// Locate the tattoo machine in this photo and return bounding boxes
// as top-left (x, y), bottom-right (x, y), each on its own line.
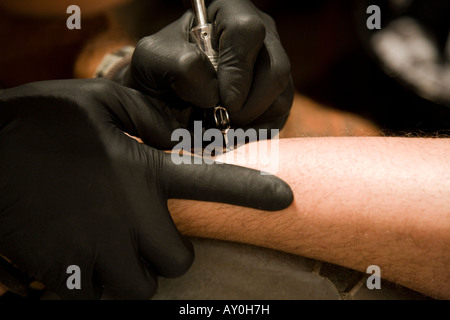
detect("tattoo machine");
top-left (190, 0), bottom-right (231, 146)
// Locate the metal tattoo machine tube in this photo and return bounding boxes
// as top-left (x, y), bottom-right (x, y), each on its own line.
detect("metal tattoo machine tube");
top-left (190, 0), bottom-right (231, 146)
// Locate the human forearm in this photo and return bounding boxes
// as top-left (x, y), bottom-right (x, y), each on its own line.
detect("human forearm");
top-left (168, 137), bottom-right (450, 299)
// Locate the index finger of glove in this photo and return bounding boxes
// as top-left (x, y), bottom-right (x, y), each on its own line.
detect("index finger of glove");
top-left (160, 153), bottom-right (293, 211)
top-left (208, 0), bottom-right (266, 112)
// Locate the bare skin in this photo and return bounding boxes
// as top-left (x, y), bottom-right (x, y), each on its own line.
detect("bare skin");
top-left (168, 137), bottom-right (450, 300)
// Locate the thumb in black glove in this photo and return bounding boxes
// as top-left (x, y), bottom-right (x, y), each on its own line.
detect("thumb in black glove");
top-left (0, 79), bottom-right (293, 299)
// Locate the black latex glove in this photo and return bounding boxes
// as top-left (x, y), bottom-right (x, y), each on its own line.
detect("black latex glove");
top-left (0, 79), bottom-right (293, 299)
top-left (122, 0), bottom-right (294, 132)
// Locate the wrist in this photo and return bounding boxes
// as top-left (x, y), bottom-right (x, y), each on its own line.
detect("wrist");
top-left (93, 45), bottom-right (135, 81)
top-left (74, 36), bottom-right (134, 79)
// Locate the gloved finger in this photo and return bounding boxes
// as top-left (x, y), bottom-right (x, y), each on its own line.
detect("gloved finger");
top-left (50, 217), bottom-right (157, 300)
top-left (40, 258), bottom-right (102, 300)
top-left (247, 75), bottom-right (294, 126)
top-left (160, 153), bottom-right (293, 211)
top-left (86, 79), bottom-right (184, 150)
top-left (226, 15), bottom-right (291, 127)
top-left (126, 11), bottom-right (219, 109)
top-left (53, 271), bottom-right (102, 300)
top-left (94, 237), bottom-right (158, 300)
top-left (208, 0), bottom-right (266, 112)
top-left (137, 207), bottom-right (194, 279)
top-left (88, 131), bottom-right (194, 281)
top-left (1, 79), bottom-right (182, 150)
top-left (135, 146), bottom-right (195, 279)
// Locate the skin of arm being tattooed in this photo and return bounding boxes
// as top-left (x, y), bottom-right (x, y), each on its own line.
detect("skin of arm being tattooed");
top-left (168, 137), bottom-right (450, 300)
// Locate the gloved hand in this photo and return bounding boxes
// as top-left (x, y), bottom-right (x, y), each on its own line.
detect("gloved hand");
top-left (0, 79), bottom-right (293, 299)
top-left (121, 0), bottom-right (294, 132)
